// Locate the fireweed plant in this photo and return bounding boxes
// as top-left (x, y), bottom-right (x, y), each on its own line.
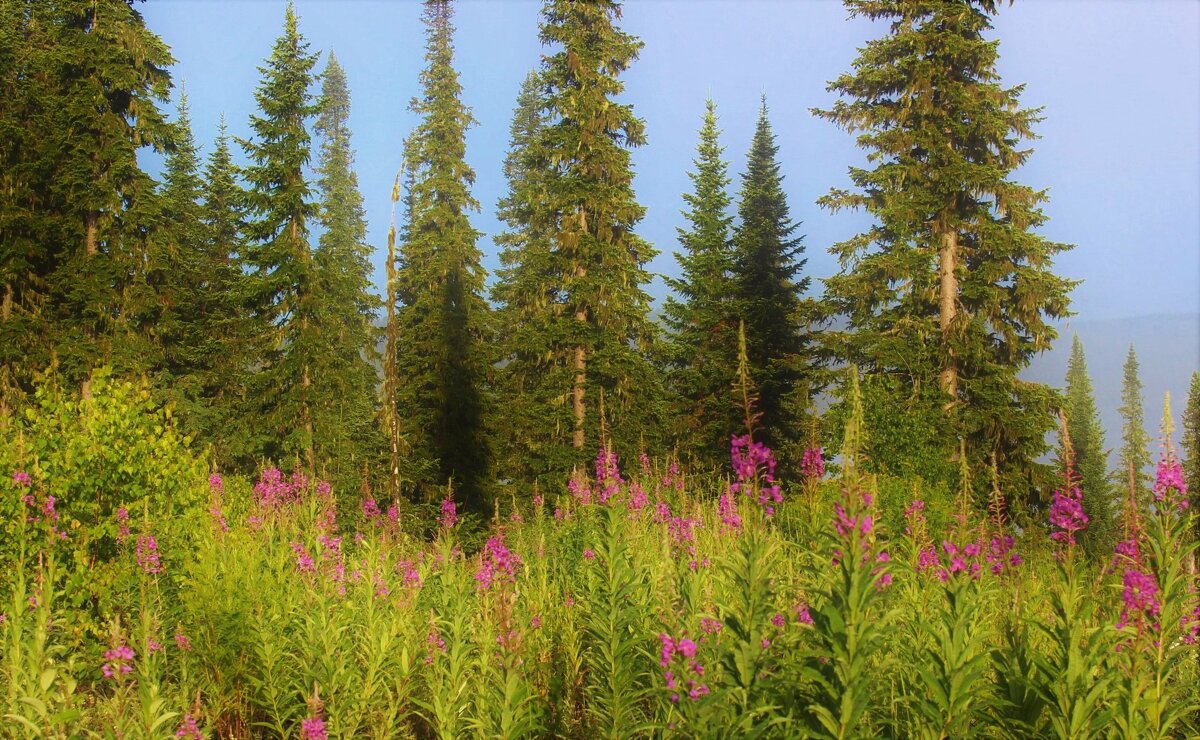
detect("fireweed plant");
top-left (2, 375), bottom-right (1200, 737)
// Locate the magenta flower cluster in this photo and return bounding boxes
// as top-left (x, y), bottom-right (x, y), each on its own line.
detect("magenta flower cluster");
top-left (136, 535), bottom-right (163, 574)
top-left (717, 491), bottom-right (741, 532)
top-left (116, 506), bottom-right (131, 543)
top-left (1048, 483), bottom-right (1088, 546)
top-left (729, 435), bottom-right (782, 515)
top-left (102, 644), bottom-right (134, 679)
top-left (800, 446), bottom-right (825, 481)
top-left (300, 716), bottom-right (327, 740)
top-left (1117, 568), bottom-right (1161, 631)
top-left (476, 535), bottom-right (521, 591)
top-left (1153, 456), bottom-right (1189, 512)
top-left (438, 496), bottom-right (457, 529)
top-left (658, 633), bottom-right (708, 703)
top-left (174, 714), bottom-right (202, 739)
top-left (253, 467), bottom-right (308, 509)
top-left (595, 447), bottom-right (623, 504)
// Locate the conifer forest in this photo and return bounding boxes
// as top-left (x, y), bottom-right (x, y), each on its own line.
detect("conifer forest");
top-left (3, 0), bottom-right (1200, 737)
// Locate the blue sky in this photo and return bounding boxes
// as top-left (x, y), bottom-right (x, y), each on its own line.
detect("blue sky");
top-left (142, 0), bottom-right (1200, 325)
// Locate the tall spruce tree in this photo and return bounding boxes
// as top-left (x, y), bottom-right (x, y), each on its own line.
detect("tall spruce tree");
top-left (197, 120), bottom-right (257, 467)
top-left (1183, 372), bottom-right (1200, 526)
top-left (815, 0), bottom-right (1074, 500)
top-left (1064, 335), bottom-right (1114, 558)
top-left (0, 0), bottom-right (174, 397)
top-left (150, 89), bottom-right (209, 432)
top-left (492, 0), bottom-right (664, 481)
top-left (663, 100), bottom-right (738, 471)
top-left (240, 1), bottom-right (321, 471)
top-left (312, 52), bottom-right (382, 488)
top-left (394, 0), bottom-right (491, 508)
top-left (730, 98), bottom-right (816, 462)
top-left (492, 71), bottom-right (559, 483)
top-left (1117, 345), bottom-right (1152, 499)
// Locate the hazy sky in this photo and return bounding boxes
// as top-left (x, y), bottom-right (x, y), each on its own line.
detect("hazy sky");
top-left (141, 0), bottom-right (1200, 326)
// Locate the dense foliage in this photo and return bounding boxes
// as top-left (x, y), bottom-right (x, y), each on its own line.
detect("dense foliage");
top-left (2, 375), bottom-right (1198, 737)
top-left (2, 0), bottom-right (1197, 734)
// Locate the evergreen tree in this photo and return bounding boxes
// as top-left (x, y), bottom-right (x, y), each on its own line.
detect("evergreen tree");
top-left (730, 98), bottom-right (816, 462)
top-left (492, 71), bottom-right (558, 483)
top-left (240, 0), bottom-right (321, 471)
top-left (815, 0), bottom-right (1074, 500)
top-left (1117, 344), bottom-right (1151, 499)
top-left (492, 0), bottom-right (664, 481)
top-left (312, 52), bottom-right (382, 488)
top-left (1182, 372), bottom-right (1200, 528)
top-left (0, 0), bottom-right (174, 396)
top-left (197, 119), bottom-right (257, 467)
top-left (394, 0), bottom-right (491, 508)
top-left (1064, 335), bottom-right (1114, 558)
top-left (151, 89), bottom-right (206, 409)
top-left (663, 100), bottom-right (738, 471)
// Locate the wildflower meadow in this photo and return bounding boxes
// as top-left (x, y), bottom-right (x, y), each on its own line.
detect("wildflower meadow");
top-left (2, 372), bottom-right (1198, 738)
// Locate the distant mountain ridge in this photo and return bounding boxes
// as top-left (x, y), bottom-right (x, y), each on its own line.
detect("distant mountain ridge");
top-left (1023, 313), bottom-right (1200, 467)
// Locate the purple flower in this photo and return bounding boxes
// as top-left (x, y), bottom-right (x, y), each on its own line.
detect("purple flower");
top-left (1049, 483), bottom-right (1088, 547)
top-left (583, 549), bottom-right (596, 561)
top-left (175, 632), bottom-right (192, 652)
top-left (136, 535), bottom-right (163, 574)
top-left (794, 602), bottom-right (814, 626)
top-left (1118, 567), bottom-right (1161, 630)
top-left (729, 435), bottom-right (783, 515)
top-left (300, 716), bottom-right (327, 740)
top-left (208, 473), bottom-right (223, 493)
top-left (801, 446), bottom-right (825, 481)
top-left (116, 507), bottom-right (131, 543)
top-left (700, 617), bottom-right (722, 634)
top-left (175, 713), bottom-right (202, 739)
top-left (12, 470), bottom-right (32, 487)
top-left (771, 613), bottom-right (785, 629)
top-left (362, 497), bottom-right (381, 520)
top-left (718, 492), bottom-right (742, 532)
top-left (291, 542), bottom-right (316, 574)
top-left (595, 447), bottom-right (623, 504)
top-left (438, 497), bottom-right (457, 529)
top-left (1153, 456), bottom-right (1188, 511)
top-left (102, 644), bottom-right (135, 679)
top-left (476, 535), bottom-right (521, 591)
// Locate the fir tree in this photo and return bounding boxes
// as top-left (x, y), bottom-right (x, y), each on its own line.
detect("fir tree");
top-left (240, 0), bottom-right (321, 471)
top-left (663, 99), bottom-right (738, 471)
top-left (1183, 372), bottom-right (1200, 516)
top-left (1117, 344), bottom-right (1151, 499)
top-left (394, 0), bottom-right (491, 508)
top-left (0, 0), bottom-right (174, 395)
top-left (312, 52), bottom-right (382, 488)
top-left (149, 89), bottom-right (210, 436)
top-left (815, 0), bottom-right (1074, 500)
top-left (1064, 335), bottom-right (1114, 558)
top-left (492, 70), bottom-right (558, 483)
top-left (730, 98), bottom-right (816, 462)
top-left (197, 119), bottom-right (257, 467)
top-left (492, 0), bottom-right (664, 480)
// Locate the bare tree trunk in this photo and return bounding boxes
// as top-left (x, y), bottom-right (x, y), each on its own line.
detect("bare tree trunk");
top-left (2, 283), bottom-right (11, 321)
top-left (385, 173), bottom-right (403, 501)
top-left (937, 228), bottom-right (959, 402)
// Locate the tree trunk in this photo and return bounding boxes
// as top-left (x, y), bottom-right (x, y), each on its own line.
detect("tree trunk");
top-left (573, 261), bottom-right (588, 451)
top-left (937, 228), bottom-right (959, 402)
top-left (385, 179), bottom-right (403, 501)
top-left (85, 211), bottom-right (98, 256)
